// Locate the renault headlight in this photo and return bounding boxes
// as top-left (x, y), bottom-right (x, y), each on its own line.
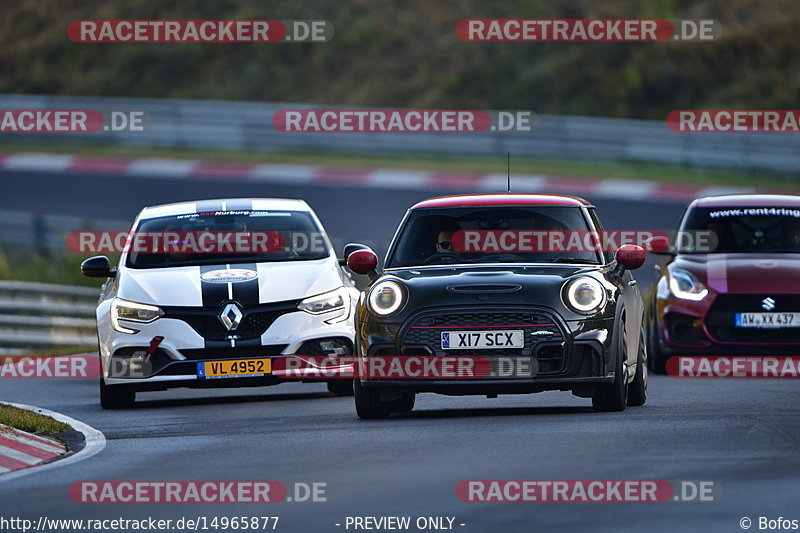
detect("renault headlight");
top-left (111, 299), bottom-right (164, 334)
top-left (669, 268), bottom-right (708, 301)
top-left (298, 287), bottom-right (350, 322)
top-left (563, 277), bottom-right (606, 314)
top-left (367, 280), bottom-right (406, 317)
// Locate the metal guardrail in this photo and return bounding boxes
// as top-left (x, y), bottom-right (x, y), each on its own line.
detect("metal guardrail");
top-left (0, 208), bottom-right (128, 255)
top-left (1, 94), bottom-right (799, 173)
top-left (0, 280), bottom-right (98, 355)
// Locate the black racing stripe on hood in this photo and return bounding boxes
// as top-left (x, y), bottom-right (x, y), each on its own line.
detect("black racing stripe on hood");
top-left (231, 262), bottom-right (260, 306)
top-left (199, 264), bottom-right (231, 308)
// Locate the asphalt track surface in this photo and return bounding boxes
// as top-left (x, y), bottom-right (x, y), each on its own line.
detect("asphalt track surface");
top-left (1, 169), bottom-right (798, 532)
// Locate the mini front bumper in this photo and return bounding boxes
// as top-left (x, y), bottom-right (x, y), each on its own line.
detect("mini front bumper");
top-left (356, 305), bottom-right (616, 395)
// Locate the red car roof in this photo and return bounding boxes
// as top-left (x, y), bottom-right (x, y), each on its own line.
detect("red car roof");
top-left (411, 194), bottom-right (591, 209)
top-left (694, 194), bottom-right (800, 208)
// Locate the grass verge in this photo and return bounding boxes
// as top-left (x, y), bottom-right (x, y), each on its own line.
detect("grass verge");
top-left (0, 404), bottom-right (71, 436)
top-left (0, 247), bottom-right (114, 288)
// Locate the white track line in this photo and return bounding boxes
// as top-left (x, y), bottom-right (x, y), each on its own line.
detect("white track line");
top-left (249, 163), bottom-right (319, 182)
top-left (126, 158), bottom-right (197, 177)
top-left (3, 153), bottom-right (74, 172)
top-left (0, 401), bottom-right (106, 483)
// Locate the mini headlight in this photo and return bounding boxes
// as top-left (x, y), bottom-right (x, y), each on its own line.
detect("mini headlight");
top-left (111, 299), bottom-right (164, 334)
top-left (669, 268), bottom-right (708, 301)
top-left (298, 287), bottom-right (349, 322)
top-left (564, 277), bottom-right (606, 313)
top-left (367, 280), bottom-right (405, 317)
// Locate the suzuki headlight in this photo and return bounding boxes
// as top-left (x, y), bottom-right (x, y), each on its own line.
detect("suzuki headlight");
top-left (669, 268), bottom-right (708, 301)
top-left (298, 287), bottom-right (350, 322)
top-left (564, 277), bottom-right (606, 314)
top-left (367, 280), bottom-right (405, 317)
top-left (111, 299), bottom-right (164, 334)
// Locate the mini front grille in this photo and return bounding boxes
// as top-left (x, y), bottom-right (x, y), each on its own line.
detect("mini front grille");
top-left (400, 308), bottom-right (567, 375)
top-left (410, 311), bottom-right (557, 330)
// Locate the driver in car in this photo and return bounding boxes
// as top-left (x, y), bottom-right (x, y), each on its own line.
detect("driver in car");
top-left (431, 221), bottom-right (462, 263)
top-left (436, 228), bottom-right (455, 254)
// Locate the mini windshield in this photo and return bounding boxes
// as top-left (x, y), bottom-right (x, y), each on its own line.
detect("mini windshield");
top-left (386, 206), bottom-right (600, 268)
top-left (680, 206), bottom-right (800, 253)
top-left (125, 210), bottom-right (330, 268)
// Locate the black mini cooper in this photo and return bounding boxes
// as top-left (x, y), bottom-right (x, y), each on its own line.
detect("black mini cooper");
top-left (345, 194), bottom-right (648, 418)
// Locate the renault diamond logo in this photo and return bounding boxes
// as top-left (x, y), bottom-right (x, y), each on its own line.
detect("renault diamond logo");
top-left (220, 303), bottom-right (243, 331)
top-left (762, 297), bottom-right (776, 311)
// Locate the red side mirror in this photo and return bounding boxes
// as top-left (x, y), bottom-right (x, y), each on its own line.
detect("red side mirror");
top-left (645, 235), bottom-right (671, 254)
top-left (615, 244), bottom-right (646, 270)
top-left (346, 249), bottom-right (378, 275)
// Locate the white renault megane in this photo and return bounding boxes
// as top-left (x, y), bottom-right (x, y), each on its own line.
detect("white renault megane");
top-left (81, 198), bottom-right (359, 408)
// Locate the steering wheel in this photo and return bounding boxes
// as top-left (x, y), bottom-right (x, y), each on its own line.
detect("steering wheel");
top-left (423, 253), bottom-right (464, 265)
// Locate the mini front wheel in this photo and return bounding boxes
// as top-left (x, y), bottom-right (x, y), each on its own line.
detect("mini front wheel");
top-left (354, 380), bottom-right (391, 419)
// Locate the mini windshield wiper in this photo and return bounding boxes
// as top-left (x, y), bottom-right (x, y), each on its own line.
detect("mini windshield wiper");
top-left (551, 257), bottom-right (599, 264)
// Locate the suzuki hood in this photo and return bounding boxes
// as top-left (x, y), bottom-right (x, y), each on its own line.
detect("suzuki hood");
top-left (674, 253), bottom-right (800, 294)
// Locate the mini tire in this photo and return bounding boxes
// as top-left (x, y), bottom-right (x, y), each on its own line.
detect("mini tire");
top-left (593, 318), bottom-right (628, 412)
top-left (648, 321), bottom-right (669, 375)
top-left (354, 380), bottom-right (391, 419)
top-left (627, 329), bottom-right (648, 407)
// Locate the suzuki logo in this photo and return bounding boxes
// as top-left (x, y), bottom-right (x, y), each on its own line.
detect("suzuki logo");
top-left (762, 297), bottom-right (776, 311)
top-left (219, 303), bottom-right (243, 331)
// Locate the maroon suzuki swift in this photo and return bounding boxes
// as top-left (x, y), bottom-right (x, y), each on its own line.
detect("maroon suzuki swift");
top-left (645, 194), bottom-right (800, 373)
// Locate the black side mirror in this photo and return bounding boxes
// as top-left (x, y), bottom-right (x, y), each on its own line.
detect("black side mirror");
top-left (339, 243), bottom-right (371, 266)
top-left (81, 256), bottom-right (115, 278)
